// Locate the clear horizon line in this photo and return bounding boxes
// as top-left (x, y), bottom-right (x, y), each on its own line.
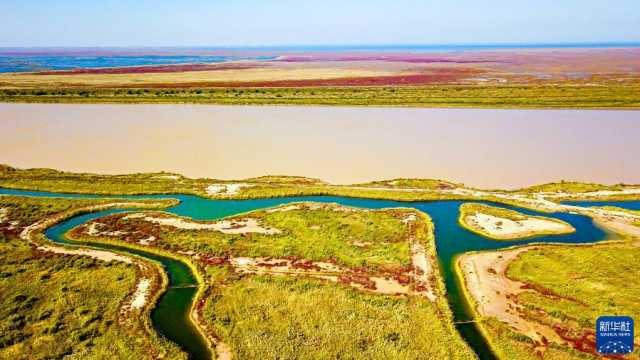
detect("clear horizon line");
top-left (1, 41), bottom-right (640, 50)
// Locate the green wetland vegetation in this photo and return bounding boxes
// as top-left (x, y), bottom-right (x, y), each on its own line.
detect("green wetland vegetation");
top-left (2, 84), bottom-right (640, 108)
top-left (204, 275), bottom-right (474, 360)
top-left (72, 203), bottom-right (419, 271)
top-left (0, 196), bottom-right (184, 359)
top-left (69, 202), bottom-right (476, 358)
top-left (0, 164), bottom-right (211, 196)
top-left (1, 172), bottom-right (638, 360)
top-left (494, 243), bottom-right (640, 360)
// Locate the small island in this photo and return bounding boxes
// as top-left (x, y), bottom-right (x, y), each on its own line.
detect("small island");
top-left (459, 203), bottom-right (575, 240)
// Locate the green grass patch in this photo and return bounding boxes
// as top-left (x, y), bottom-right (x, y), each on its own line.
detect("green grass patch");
top-left (202, 275), bottom-right (475, 359)
top-left (507, 245), bottom-right (640, 322)
top-left (517, 181), bottom-right (630, 194)
top-left (502, 244), bottom-right (640, 359)
top-left (2, 84), bottom-right (640, 109)
top-left (481, 318), bottom-right (594, 360)
top-left (71, 203), bottom-right (423, 272)
top-left (0, 164), bottom-right (211, 196)
top-left (0, 196), bottom-right (184, 359)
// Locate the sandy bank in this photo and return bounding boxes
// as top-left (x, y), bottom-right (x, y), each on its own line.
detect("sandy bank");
top-left (458, 249), bottom-right (560, 344)
top-left (464, 213), bottom-right (574, 240)
top-left (37, 245), bottom-right (133, 263)
top-left (206, 183), bottom-right (254, 196)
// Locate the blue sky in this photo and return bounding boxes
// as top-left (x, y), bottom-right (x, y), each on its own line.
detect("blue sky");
top-left (1, 0), bottom-right (639, 47)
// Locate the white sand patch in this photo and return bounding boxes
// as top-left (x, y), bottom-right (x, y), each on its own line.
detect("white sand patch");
top-left (37, 245), bottom-right (133, 263)
top-left (206, 183), bottom-right (254, 196)
top-left (542, 188), bottom-right (640, 198)
top-left (177, 250), bottom-right (196, 256)
top-left (7, 221), bottom-right (20, 230)
top-left (137, 215), bottom-right (281, 234)
top-left (350, 240), bottom-right (372, 247)
top-left (230, 257), bottom-right (258, 267)
top-left (402, 214), bottom-right (418, 224)
top-left (588, 207), bottom-right (640, 221)
top-left (84, 222), bottom-right (129, 237)
top-left (370, 277), bottom-right (410, 295)
top-left (139, 235), bottom-right (156, 246)
top-left (215, 342), bottom-right (233, 360)
top-left (0, 208), bottom-right (7, 223)
top-left (155, 175), bottom-right (180, 180)
top-left (467, 213), bottom-right (572, 238)
top-left (130, 278), bottom-right (152, 310)
top-left (266, 204), bottom-right (301, 213)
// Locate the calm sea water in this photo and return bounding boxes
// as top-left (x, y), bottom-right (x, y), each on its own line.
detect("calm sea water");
top-left (1, 103), bottom-right (639, 189)
top-left (0, 54), bottom-right (276, 73)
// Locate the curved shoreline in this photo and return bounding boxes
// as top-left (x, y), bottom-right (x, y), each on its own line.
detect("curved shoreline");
top-left (21, 204), bottom-right (213, 359)
top-left (4, 187), bottom-right (633, 360)
top-left (64, 230), bottom-right (218, 358)
top-left (457, 203), bottom-right (575, 241)
top-left (453, 255), bottom-right (502, 359)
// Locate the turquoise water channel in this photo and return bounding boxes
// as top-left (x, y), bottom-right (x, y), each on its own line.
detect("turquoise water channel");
top-left (2, 187), bottom-right (634, 360)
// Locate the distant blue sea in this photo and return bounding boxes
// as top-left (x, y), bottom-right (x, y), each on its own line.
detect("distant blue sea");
top-left (0, 55), bottom-right (276, 73)
top-left (1, 42), bottom-right (638, 73)
top-left (196, 42), bottom-right (640, 52)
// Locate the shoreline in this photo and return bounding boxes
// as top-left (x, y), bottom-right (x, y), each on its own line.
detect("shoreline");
top-left (3, 183), bottom-right (639, 360)
top-left (65, 231), bottom-right (217, 358)
top-left (3, 99), bottom-right (640, 110)
top-left (2, 97), bottom-right (640, 110)
top-left (457, 204), bottom-right (576, 241)
top-left (454, 220), bottom-right (637, 359)
top-left (15, 199), bottom-right (214, 359)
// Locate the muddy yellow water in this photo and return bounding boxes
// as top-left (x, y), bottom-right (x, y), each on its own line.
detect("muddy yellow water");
top-left (1, 103), bottom-right (638, 189)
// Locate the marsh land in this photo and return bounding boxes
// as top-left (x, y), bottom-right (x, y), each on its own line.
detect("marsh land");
top-left (1, 166), bottom-right (639, 359)
top-left (1, 47), bottom-right (640, 108)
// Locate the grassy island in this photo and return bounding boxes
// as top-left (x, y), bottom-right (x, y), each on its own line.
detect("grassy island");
top-left (68, 201), bottom-right (475, 359)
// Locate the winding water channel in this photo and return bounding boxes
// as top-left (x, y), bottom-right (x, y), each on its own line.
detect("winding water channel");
top-left (2, 187), bottom-right (635, 360)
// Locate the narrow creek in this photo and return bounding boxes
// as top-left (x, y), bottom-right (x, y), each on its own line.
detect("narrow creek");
top-left (2, 188), bottom-right (629, 360)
